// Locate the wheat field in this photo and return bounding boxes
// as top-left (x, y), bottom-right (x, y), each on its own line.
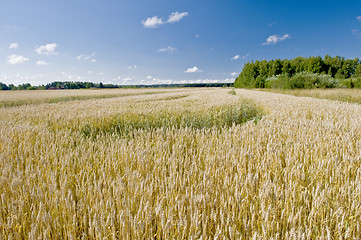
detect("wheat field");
top-left (262, 88), bottom-right (361, 105)
top-left (1, 88), bottom-right (361, 239)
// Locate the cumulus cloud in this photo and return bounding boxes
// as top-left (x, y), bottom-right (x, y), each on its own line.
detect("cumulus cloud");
top-left (230, 72), bottom-right (238, 77)
top-left (147, 75), bottom-right (152, 79)
top-left (262, 34), bottom-right (290, 46)
top-left (9, 43), bottom-right (18, 49)
top-left (143, 11), bottom-right (188, 28)
top-left (185, 66), bottom-right (202, 73)
top-left (158, 46), bottom-right (177, 53)
top-left (142, 16), bottom-right (164, 28)
top-left (36, 60), bottom-right (48, 65)
top-left (7, 55), bottom-right (29, 65)
top-left (35, 43), bottom-right (58, 55)
top-left (167, 12), bottom-right (189, 23)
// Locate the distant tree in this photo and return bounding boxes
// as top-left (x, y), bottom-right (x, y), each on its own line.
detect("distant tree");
top-left (0, 82), bottom-right (9, 90)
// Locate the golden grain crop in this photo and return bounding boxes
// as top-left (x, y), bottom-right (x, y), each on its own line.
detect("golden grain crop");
top-left (262, 88), bottom-right (361, 104)
top-left (1, 88), bottom-right (361, 239)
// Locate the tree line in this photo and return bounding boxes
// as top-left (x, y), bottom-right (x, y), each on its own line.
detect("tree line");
top-left (0, 81), bottom-right (233, 90)
top-left (234, 55), bottom-right (361, 89)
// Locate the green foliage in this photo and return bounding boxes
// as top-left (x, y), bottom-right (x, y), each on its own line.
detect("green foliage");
top-left (234, 55), bottom-right (361, 89)
top-left (265, 72), bottom-right (338, 89)
top-left (265, 74), bottom-right (291, 89)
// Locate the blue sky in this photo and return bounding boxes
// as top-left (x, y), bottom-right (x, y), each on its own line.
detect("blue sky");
top-left (1, 0), bottom-right (361, 85)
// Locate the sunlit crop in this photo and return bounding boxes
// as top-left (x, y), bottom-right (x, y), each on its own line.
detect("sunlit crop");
top-left (1, 88), bottom-right (361, 239)
top-left (262, 88), bottom-right (361, 104)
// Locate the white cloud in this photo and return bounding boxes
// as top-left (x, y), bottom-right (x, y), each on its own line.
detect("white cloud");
top-left (142, 16), bottom-right (164, 28)
top-left (143, 11), bottom-right (188, 28)
top-left (35, 43), bottom-right (58, 55)
top-left (123, 77), bottom-right (132, 81)
top-left (185, 66), bottom-right (202, 73)
top-left (9, 43), bottom-right (19, 49)
top-left (147, 75), bottom-right (152, 79)
top-left (231, 54), bottom-right (248, 61)
top-left (158, 46), bottom-right (177, 53)
top-left (196, 34), bottom-right (199, 38)
top-left (128, 65), bottom-right (137, 69)
top-left (167, 12), bottom-right (188, 23)
top-left (357, 16), bottom-right (361, 22)
top-left (7, 55), bottom-right (29, 65)
top-left (230, 72), bottom-right (238, 76)
top-left (77, 53), bottom-right (96, 62)
top-left (36, 60), bottom-right (48, 65)
top-left (0, 73), bottom-right (44, 86)
top-left (262, 34), bottom-right (290, 46)
top-left (231, 55), bottom-right (240, 60)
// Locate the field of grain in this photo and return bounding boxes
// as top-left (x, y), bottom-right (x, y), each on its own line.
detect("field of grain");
top-left (262, 88), bottom-right (361, 104)
top-left (1, 88), bottom-right (361, 239)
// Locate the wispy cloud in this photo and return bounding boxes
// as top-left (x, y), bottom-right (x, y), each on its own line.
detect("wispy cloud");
top-left (35, 43), bottom-right (58, 55)
top-left (241, 54), bottom-right (249, 59)
top-left (4, 24), bottom-right (24, 31)
top-left (352, 29), bottom-right (361, 39)
top-left (143, 11), bottom-right (188, 28)
top-left (262, 34), bottom-right (290, 46)
top-left (128, 65), bottom-right (137, 69)
top-left (167, 12), bottom-right (188, 23)
top-left (158, 46), bottom-right (177, 53)
top-left (9, 43), bottom-right (19, 49)
top-left (36, 60), bottom-right (49, 65)
top-left (230, 72), bottom-right (238, 77)
top-left (185, 66), bottom-right (202, 73)
top-left (77, 53), bottom-right (96, 62)
top-left (357, 16), bottom-right (361, 22)
top-left (268, 21), bottom-right (277, 27)
top-left (7, 55), bottom-right (29, 65)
